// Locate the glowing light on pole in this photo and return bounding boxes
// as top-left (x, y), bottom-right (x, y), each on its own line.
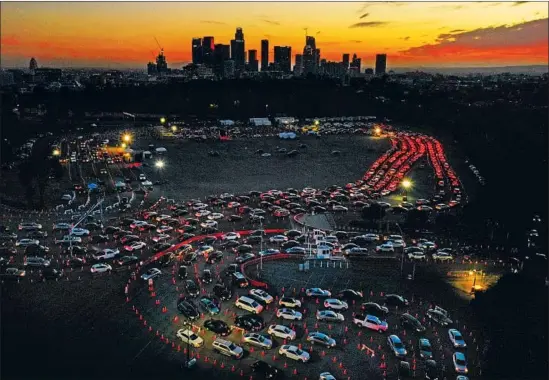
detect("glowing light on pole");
top-left (160, 117), bottom-right (166, 124)
top-left (155, 160), bottom-right (164, 169)
top-left (171, 125), bottom-right (177, 132)
top-left (401, 179), bottom-right (412, 201)
top-left (122, 134), bottom-right (131, 143)
top-left (374, 126), bottom-right (382, 135)
top-left (52, 149), bottom-right (61, 156)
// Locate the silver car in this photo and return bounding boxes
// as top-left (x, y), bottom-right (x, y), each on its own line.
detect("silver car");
top-left (279, 345), bottom-right (310, 363)
top-left (306, 332), bottom-right (336, 347)
top-left (316, 310), bottom-right (344, 322)
top-left (243, 333), bottom-right (272, 349)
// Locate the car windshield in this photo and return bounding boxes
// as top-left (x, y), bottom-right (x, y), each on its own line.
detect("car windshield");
top-left (393, 341), bottom-right (403, 349)
top-left (189, 333), bottom-right (198, 340)
top-left (228, 343), bottom-right (237, 350)
top-left (456, 358), bottom-right (466, 366)
top-left (295, 349), bottom-right (303, 355)
top-left (454, 332), bottom-right (463, 340)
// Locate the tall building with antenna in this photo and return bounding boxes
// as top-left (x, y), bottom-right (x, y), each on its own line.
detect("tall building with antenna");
top-left (230, 27), bottom-right (245, 73)
top-left (156, 49), bottom-right (168, 73)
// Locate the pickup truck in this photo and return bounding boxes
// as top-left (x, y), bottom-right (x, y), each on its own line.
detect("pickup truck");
top-left (352, 314), bottom-right (388, 333)
top-left (55, 235), bottom-right (83, 245)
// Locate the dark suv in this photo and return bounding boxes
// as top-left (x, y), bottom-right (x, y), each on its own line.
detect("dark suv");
top-left (400, 313), bottom-right (426, 332)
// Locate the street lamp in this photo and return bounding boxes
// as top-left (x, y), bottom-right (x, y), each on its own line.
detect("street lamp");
top-left (374, 126), bottom-right (382, 135)
top-left (171, 125), bottom-right (177, 133)
top-left (52, 149), bottom-right (61, 156)
top-left (160, 117), bottom-right (166, 124)
top-left (401, 179), bottom-right (412, 202)
top-left (123, 134), bottom-right (131, 143)
top-left (121, 143), bottom-right (127, 149)
top-left (155, 160), bottom-right (164, 169)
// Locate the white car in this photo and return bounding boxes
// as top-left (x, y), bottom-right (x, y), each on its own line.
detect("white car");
top-left (55, 235), bottom-right (82, 244)
top-left (362, 233), bottom-right (380, 241)
top-left (389, 240), bottom-right (406, 248)
top-left (195, 209), bottom-right (211, 217)
top-left (92, 248), bottom-right (119, 261)
top-left (279, 297), bottom-right (302, 308)
top-left (152, 234), bottom-right (170, 243)
top-left (70, 228), bottom-right (90, 236)
top-left (156, 225), bottom-right (173, 234)
top-left (249, 289), bottom-right (274, 304)
top-left (267, 324), bottom-right (296, 340)
top-left (141, 268), bottom-right (162, 281)
top-left (276, 308), bottom-right (303, 321)
top-left (278, 345), bottom-right (310, 363)
top-left (90, 263), bottom-right (112, 274)
top-left (130, 221), bottom-right (147, 229)
top-left (235, 296), bottom-right (264, 314)
top-left (306, 288), bottom-right (331, 297)
top-left (319, 372), bottom-right (337, 380)
top-left (124, 241), bottom-right (146, 252)
top-left (15, 239), bottom-right (40, 247)
top-left (242, 333), bottom-right (272, 349)
top-left (227, 201), bottom-right (241, 209)
top-left (192, 202), bottom-right (208, 210)
top-left (417, 241), bottom-right (437, 250)
top-left (432, 252), bottom-right (454, 261)
top-left (376, 243), bottom-right (395, 253)
top-left (207, 213), bottom-right (224, 220)
top-left (269, 235), bottom-right (288, 243)
top-left (176, 329), bottom-right (204, 348)
top-left (200, 220), bottom-right (218, 229)
top-left (224, 232), bottom-right (241, 240)
top-left (323, 299), bottom-right (349, 311)
top-left (407, 251), bottom-right (426, 260)
top-left (332, 205), bottom-right (348, 212)
top-left (448, 329), bottom-right (467, 348)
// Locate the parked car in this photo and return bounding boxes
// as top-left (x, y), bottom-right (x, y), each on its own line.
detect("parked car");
top-left (278, 345), bottom-right (309, 363)
top-left (316, 310), bottom-right (344, 322)
top-left (243, 333), bottom-right (273, 350)
top-left (268, 324), bottom-right (296, 341)
top-left (212, 338), bottom-right (244, 359)
top-left (141, 268), bottom-right (161, 281)
top-left (448, 329), bottom-right (467, 348)
top-left (306, 332), bottom-right (336, 347)
top-left (176, 329), bottom-right (204, 348)
top-left (204, 319), bottom-right (231, 336)
top-left (234, 314), bottom-right (264, 332)
top-left (387, 335), bottom-right (407, 357)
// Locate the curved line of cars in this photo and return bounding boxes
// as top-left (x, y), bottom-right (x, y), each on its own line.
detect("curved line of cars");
top-left (161, 255), bottom-right (473, 380)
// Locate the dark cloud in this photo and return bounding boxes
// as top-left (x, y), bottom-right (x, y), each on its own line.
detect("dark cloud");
top-left (512, 1), bottom-right (529, 6)
top-left (356, 2), bottom-right (406, 14)
top-left (349, 21), bottom-right (389, 29)
top-left (450, 29), bottom-right (466, 33)
top-left (349, 40), bottom-right (362, 43)
top-left (400, 18), bottom-right (548, 55)
top-left (401, 36), bottom-right (410, 41)
top-left (200, 20), bottom-right (226, 25)
top-left (262, 19), bottom-right (280, 26)
top-left (359, 13), bottom-right (370, 19)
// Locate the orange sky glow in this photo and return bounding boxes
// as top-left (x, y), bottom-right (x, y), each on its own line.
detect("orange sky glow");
top-left (1, 1), bottom-right (547, 69)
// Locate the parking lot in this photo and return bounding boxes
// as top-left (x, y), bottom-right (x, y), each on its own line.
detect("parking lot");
top-left (1, 124), bottom-right (493, 380)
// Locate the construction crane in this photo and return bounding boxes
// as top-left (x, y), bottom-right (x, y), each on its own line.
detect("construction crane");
top-left (154, 37), bottom-right (164, 55)
top-left (304, 27), bottom-right (308, 37)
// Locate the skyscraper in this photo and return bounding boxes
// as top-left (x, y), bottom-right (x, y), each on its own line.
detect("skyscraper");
top-left (156, 49), bottom-right (168, 73)
top-left (231, 27), bottom-right (246, 72)
top-left (302, 35), bottom-right (318, 75)
top-left (214, 44), bottom-right (230, 76)
top-left (342, 54), bottom-right (350, 70)
top-left (147, 62), bottom-right (157, 75)
top-left (294, 54), bottom-right (303, 76)
top-left (375, 54), bottom-right (387, 75)
top-left (192, 38), bottom-right (203, 64)
top-left (29, 57), bottom-right (38, 71)
top-left (350, 54), bottom-right (361, 76)
top-left (274, 46), bottom-right (291, 73)
top-left (202, 36), bottom-right (215, 66)
top-left (261, 39), bottom-right (269, 71)
top-left (248, 49), bottom-right (259, 72)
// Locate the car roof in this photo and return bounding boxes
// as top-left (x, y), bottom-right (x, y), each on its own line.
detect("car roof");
top-left (454, 352), bottom-right (466, 360)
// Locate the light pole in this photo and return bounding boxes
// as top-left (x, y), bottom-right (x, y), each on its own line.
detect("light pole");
top-left (259, 218), bottom-right (264, 271)
top-left (155, 160), bottom-right (164, 179)
top-left (401, 179), bottom-right (412, 203)
top-left (395, 222), bottom-right (408, 277)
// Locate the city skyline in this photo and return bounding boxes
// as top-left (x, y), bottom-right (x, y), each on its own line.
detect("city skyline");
top-left (1, 1), bottom-right (548, 69)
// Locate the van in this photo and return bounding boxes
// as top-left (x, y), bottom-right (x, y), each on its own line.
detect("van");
top-left (235, 295), bottom-right (263, 314)
top-left (231, 272), bottom-right (249, 288)
top-left (211, 338), bottom-right (244, 359)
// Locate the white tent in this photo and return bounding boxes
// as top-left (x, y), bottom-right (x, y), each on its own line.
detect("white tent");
top-left (155, 147), bottom-right (167, 154)
top-left (279, 132), bottom-right (297, 139)
top-left (249, 118), bottom-right (272, 127)
top-left (220, 120), bottom-right (235, 126)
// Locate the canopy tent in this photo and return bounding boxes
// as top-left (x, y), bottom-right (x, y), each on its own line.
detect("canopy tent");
top-left (155, 147), bottom-right (167, 154)
top-left (279, 132), bottom-right (297, 139)
top-left (249, 118), bottom-right (272, 127)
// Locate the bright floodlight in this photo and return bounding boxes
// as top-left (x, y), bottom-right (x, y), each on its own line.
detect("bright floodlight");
top-left (171, 125), bottom-right (177, 132)
top-left (123, 134), bottom-right (131, 143)
top-left (155, 160), bottom-right (164, 169)
top-left (375, 126), bottom-right (382, 135)
top-left (402, 179), bottom-right (412, 189)
top-left (52, 149), bottom-right (61, 156)
top-left (160, 117), bottom-right (166, 124)
top-left (314, 120), bottom-right (319, 126)
top-left (121, 142), bottom-right (127, 149)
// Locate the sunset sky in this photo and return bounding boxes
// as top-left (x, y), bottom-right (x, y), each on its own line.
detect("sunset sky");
top-left (1, 1), bottom-right (547, 69)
